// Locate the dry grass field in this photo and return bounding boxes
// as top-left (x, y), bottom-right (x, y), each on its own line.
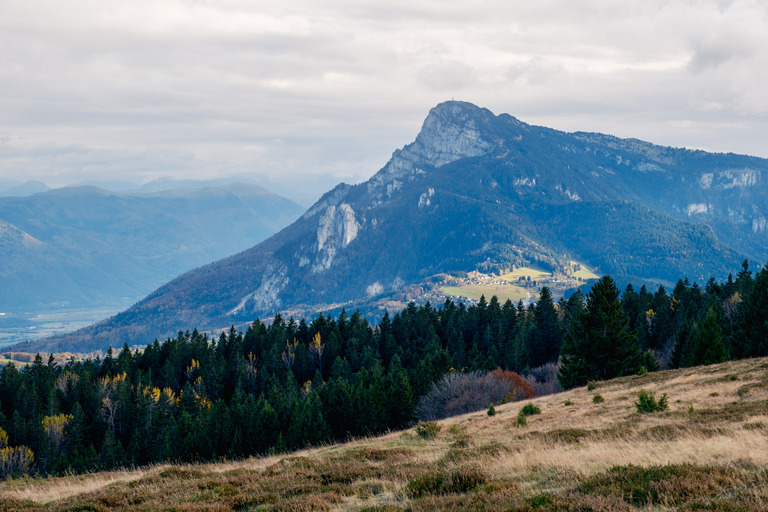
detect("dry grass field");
top-left (2, 358), bottom-right (768, 511)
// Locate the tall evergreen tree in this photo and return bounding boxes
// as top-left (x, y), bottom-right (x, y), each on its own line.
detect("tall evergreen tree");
top-left (558, 276), bottom-right (643, 389)
top-left (690, 308), bottom-right (728, 366)
top-left (386, 356), bottom-right (414, 429)
top-left (670, 320), bottom-right (694, 369)
top-left (529, 287), bottom-right (563, 367)
top-left (736, 265), bottom-right (768, 358)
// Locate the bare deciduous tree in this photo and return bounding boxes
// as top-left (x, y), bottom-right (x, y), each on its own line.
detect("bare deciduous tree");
top-left (416, 369), bottom-right (535, 421)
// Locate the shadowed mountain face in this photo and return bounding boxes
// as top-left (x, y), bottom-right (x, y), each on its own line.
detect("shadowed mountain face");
top-left (29, 101), bottom-right (768, 352)
top-left (0, 183), bottom-right (305, 315)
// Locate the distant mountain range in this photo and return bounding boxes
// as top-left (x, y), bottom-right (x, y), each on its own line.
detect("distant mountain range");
top-left (20, 101), bottom-right (768, 352)
top-left (0, 180), bottom-right (50, 197)
top-left (0, 183), bottom-right (304, 315)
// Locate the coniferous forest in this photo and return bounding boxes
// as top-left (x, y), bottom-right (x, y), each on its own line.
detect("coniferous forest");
top-left (1, 260), bottom-right (768, 479)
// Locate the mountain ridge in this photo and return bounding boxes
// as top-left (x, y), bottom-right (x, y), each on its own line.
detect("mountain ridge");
top-left (22, 101), bottom-right (768, 351)
top-left (0, 184), bottom-right (305, 319)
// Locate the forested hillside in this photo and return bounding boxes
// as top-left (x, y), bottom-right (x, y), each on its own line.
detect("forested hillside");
top-left (1, 261), bottom-right (767, 479)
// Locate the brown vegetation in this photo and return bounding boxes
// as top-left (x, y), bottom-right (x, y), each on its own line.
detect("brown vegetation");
top-left (2, 357), bottom-right (768, 511)
top-left (415, 368), bottom-right (533, 421)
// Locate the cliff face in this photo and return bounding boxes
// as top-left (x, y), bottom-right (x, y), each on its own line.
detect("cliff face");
top-left (33, 101), bottom-right (768, 351)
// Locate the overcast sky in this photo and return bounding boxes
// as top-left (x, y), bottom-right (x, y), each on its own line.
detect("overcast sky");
top-left (1, 0), bottom-right (767, 201)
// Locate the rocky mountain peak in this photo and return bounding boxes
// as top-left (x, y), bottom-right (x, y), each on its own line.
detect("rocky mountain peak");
top-left (413, 101), bottom-right (497, 166)
top-left (368, 101), bottom-right (498, 200)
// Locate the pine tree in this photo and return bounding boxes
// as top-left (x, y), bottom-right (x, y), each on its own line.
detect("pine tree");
top-left (558, 276), bottom-right (643, 389)
top-left (736, 265), bottom-right (768, 358)
top-left (254, 398), bottom-right (280, 453)
top-left (530, 287), bottom-right (562, 367)
top-left (320, 377), bottom-right (354, 439)
top-left (690, 309), bottom-right (728, 366)
top-left (386, 356), bottom-right (414, 429)
top-left (670, 320), bottom-right (694, 368)
top-left (735, 259), bottom-right (753, 296)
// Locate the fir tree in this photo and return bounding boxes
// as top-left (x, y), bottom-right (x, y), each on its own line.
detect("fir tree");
top-left (558, 276), bottom-right (643, 389)
top-left (530, 287), bottom-right (563, 367)
top-left (736, 265), bottom-right (768, 358)
top-left (670, 320), bottom-right (694, 368)
top-left (690, 308), bottom-right (728, 366)
top-left (386, 356), bottom-right (414, 429)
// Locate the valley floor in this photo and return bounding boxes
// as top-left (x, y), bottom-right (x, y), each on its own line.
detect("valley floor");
top-left (2, 358), bottom-right (768, 511)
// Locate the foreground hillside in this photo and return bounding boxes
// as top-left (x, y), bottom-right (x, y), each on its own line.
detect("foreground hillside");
top-left (3, 357), bottom-right (768, 511)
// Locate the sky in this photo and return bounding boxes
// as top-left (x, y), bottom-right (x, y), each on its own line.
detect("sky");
top-left (1, 0), bottom-right (767, 202)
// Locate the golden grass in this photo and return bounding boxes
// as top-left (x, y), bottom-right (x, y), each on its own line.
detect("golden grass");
top-left (0, 358), bottom-right (30, 368)
top-left (570, 261), bottom-right (599, 280)
top-left (500, 267), bottom-right (551, 281)
top-left (441, 284), bottom-right (530, 303)
top-left (443, 264), bottom-right (599, 304)
top-left (2, 357), bottom-right (768, 511)
top-left (0, 466), bottom-right (163, 504)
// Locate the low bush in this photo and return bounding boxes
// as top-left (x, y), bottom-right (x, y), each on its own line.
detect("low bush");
top-left (415, 421), bottom-right (441, 439)
top-left (577, 463), bottom-right (750, 507)
top-left (407, 468), bottom-right (486, 498)
top-left (593, 394), bottom-right (605, 404)
top-left (520, 403), bottom-right (541, 416)
top-left (515, 410), bottom-right (527, 428)
top-left (635, 389), bottom-right (668, 413)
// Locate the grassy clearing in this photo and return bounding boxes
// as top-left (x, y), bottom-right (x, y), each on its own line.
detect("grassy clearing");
top-left (441, 284), bottom-right (530, 303)
top-left (571, 263), bottom-right (599, 281)
top-left (499, 266), bottom-right (551, 281)
top-left (0, 358), bottom-right (30, 368)
top-left (442, 263), bottom-right (598, 305)
top-left (3, 358), bottom-right (768, 511)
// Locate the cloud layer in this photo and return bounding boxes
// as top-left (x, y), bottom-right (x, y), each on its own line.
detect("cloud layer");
top-left (1, 0), bottom-right (767, 197)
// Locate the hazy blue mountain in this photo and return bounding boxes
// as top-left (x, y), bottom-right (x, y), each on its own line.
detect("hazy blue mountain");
top-left (0, 183), bottom-right (305, 315)
top-left (0, 180), bottom-right (50, 197)
top-left (25, 101), bottom-right (768, 352)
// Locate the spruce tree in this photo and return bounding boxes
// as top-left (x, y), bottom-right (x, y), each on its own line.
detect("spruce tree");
top-left (737, 265), bottom-right (768, 357)
top-left (386, 356), bottom-right (414, 429)
top-left (670, 320), bottom-right (694, 368)
top-left (530, 286), bottom-right (563, 367)
top-left (558, 276), bottom-right (643, 389)
top-left (690, 309), bottom-right (728, 366)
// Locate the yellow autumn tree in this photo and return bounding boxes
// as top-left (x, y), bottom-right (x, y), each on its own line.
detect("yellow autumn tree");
top-left (99, 372), bottom-right (127, 435)
top-left (308, 332), bottom-right (324, 370)
top-left (0, 446), bottom-right (34, 480)
top-left (42, 414), bottom-right (73, 454)
top-left (282, 338), bottom-right (299, 368)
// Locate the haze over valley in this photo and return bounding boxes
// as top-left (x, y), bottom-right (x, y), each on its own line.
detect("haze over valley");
top-left (0, 182), bottom-right (304, 347)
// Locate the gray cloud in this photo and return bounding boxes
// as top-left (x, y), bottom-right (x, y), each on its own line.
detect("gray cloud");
top-left (1, 0), bottom-right (767, 200)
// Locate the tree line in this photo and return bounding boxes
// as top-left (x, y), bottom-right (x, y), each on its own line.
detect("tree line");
top-left (1, 260), bottom-right (767, 478)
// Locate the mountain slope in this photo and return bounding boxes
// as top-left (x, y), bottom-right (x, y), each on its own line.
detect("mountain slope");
top-left (0, 184), bottom-right (304, 314)
top-left (31, 101), bottom-right (768, 351)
